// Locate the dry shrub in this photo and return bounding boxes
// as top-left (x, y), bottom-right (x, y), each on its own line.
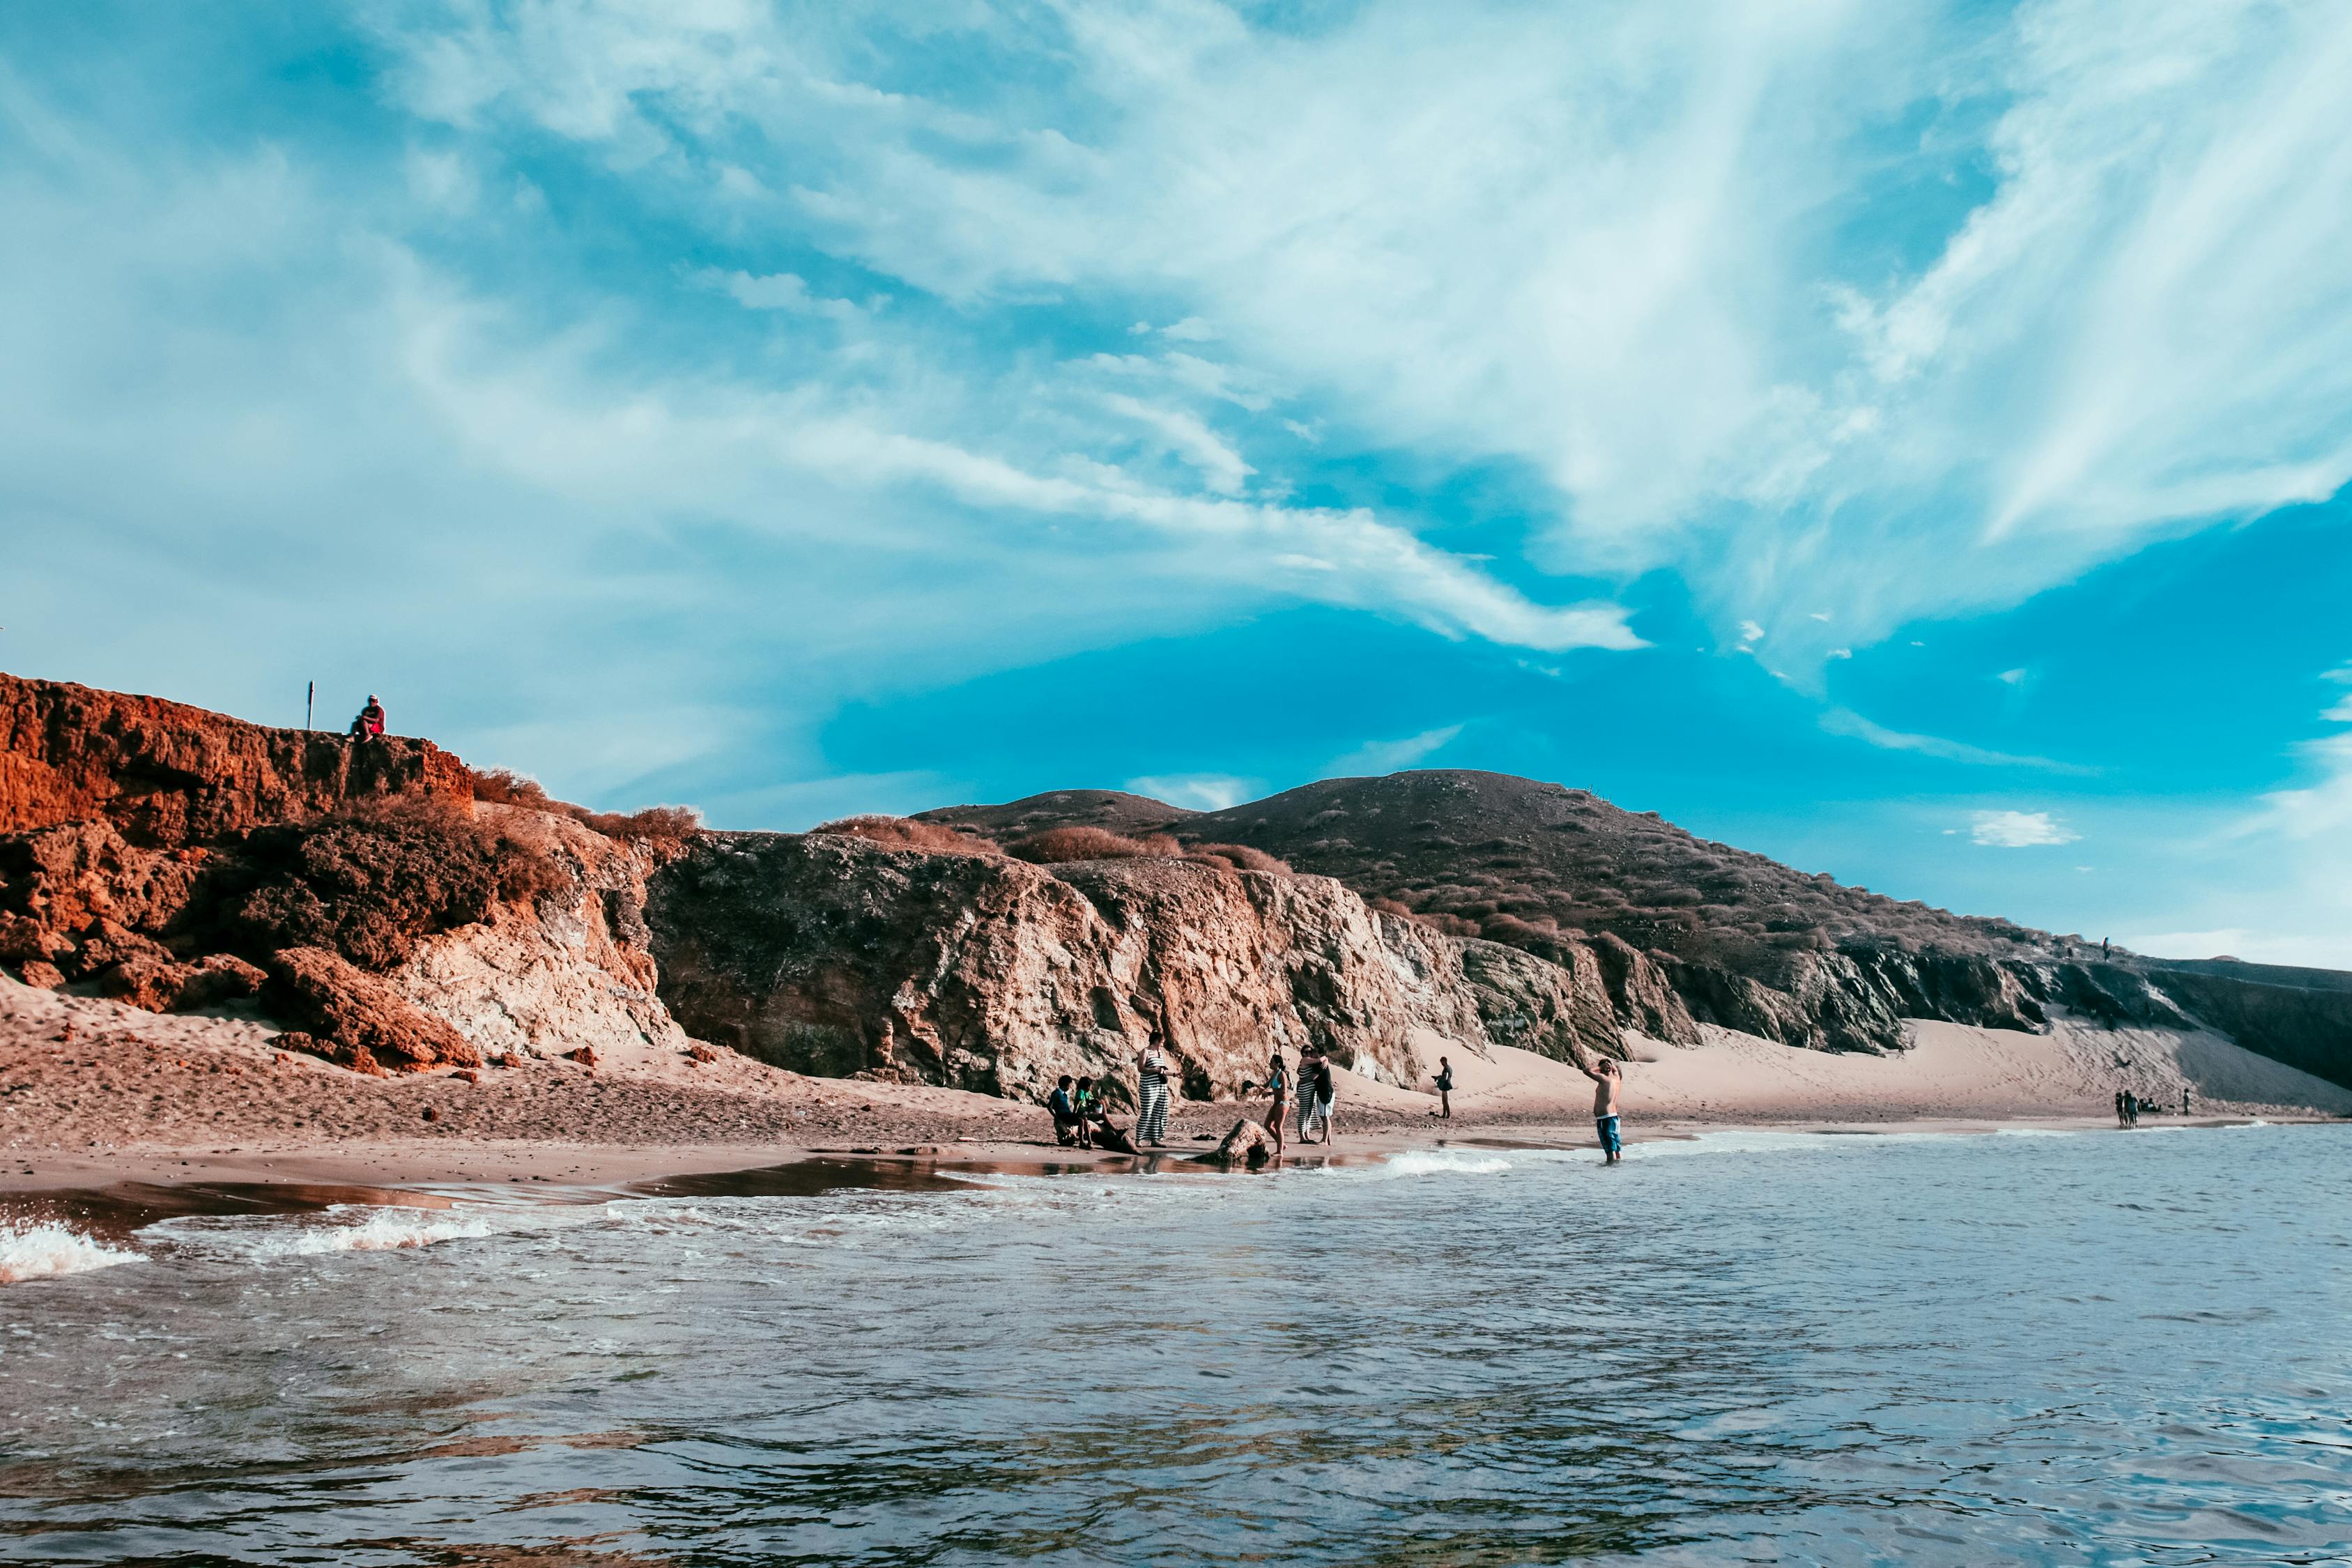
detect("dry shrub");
top-left (468, 767), bottom-right (555, 810)
top-left (576, 805), bottom-right (704, 845)
top-left (1185, 841), bottom-right (1292, 876)
top-left (1006, 826), bottom-right (1181, 864)
top-left (469, 766), bottom-right (702, 847)
top-left (1368, 896), bottom-right (1415, 918)
top-left (205, 797), bottom-right (567, 971)
top-left (811, 815), bottom-right (1001, 856)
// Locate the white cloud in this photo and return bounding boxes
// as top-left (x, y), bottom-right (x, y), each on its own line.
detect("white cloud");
top-left (1102, 392), bottom-right (1252, 495)
top-left (1997, 667), bottom-right (2028, 685)
top-left (1125, 774), bottom-right (1256, 810)
top-left (687, 266), bottom-right (862, 318)
top-left (2323, 695), bottom-right (2352, 723)
top-left (1969, 809), bottom-right (2080, 847)
top-left (1738, 620), bottom-right (1765, 645)
top-left (1325, 724), bottom-right (1465, 778)
top-left (372, 0), bottom-right (2352, 663)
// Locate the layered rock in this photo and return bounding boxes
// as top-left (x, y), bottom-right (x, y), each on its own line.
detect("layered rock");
top-left (644, 832), bottom-right (1487, 1103)
top-left (387, 805), bottom-right (691, 1067)
top-left (1455, 937), bottom-right (1650, 1063)
top-left (0, 672), bottom-right (469, 845)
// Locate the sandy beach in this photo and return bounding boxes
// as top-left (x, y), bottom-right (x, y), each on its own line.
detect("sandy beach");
top-left (5, 974), bottom-right (2343, 1198)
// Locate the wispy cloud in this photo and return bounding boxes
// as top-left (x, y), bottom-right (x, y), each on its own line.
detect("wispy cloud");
top-left (1820, 709), bottom-right (2091, 773)
top-left (374, 0), bottom-right (2352, 663)
top-left (1125, 774), bottom-right (1256, 810)
top-left (1326, 724), bottom-right (1465, 778)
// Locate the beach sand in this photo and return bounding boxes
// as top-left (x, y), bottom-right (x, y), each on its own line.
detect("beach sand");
top-left (3, 976), bottom-right (2344, 1195)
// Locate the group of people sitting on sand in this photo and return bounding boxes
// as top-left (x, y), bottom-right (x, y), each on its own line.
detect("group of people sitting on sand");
top-left (2115, 1087), bottom-right (2190, 1128)
top-left (1047, 1042), bottom-right (1344, 1156)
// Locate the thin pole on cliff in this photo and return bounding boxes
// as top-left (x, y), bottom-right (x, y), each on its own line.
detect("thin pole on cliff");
top-left (306, 679), bottom-right (314, 732)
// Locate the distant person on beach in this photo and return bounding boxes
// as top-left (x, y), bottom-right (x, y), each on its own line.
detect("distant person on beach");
top-left (1577, 1053), bottom-right (1624, 1163)
top-left (1432, 1055), bottom-right (1454, 1119)
top-left (1134, 1043), bottom-right (1172, 1148)
top-left (350, 695), bottom-right (385, 737)
top-left (1047, 1075), bottom-right (1083, 1147)
top-left (1300, 1050), bottom-right (1336, 1144)
top-left (2182, 1086), bottom-right (2191, 1116)
top-left (2123, 1090), bottom-right (2139, 1128)
top-left (2115, 1090), bottom-right (2128, 1128)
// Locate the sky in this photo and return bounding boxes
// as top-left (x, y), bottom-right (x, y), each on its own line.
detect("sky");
top-left (6, 1), bottom-right (2352, 965)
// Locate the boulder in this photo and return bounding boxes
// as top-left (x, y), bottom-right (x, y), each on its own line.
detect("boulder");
top-left (264, 946), bottom-right (479, 1071)
top-left (1199, 1117), bottom-right (1278, 1168)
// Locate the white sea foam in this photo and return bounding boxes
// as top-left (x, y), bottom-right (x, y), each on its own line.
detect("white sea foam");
top-left (1380, 1151), bottom-right (1514, 1177)
top-left (1994, 1127), bottom-right (2082, 1137)
top-left (0, 1221), bottom-right (146, 1284)
top-left (150, 1205), bottom-right (496, 1261)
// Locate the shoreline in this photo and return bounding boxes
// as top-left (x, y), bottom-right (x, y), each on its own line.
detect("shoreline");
top-left (2, 1110), bottom-right (2325, 1206)
top-left (7, 976), bottom-right (2345, 1217)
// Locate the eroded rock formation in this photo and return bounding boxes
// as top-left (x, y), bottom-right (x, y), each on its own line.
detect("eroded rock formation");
top-left (645, 831), bottom-right (1486, 1102)
top-left (0, 674), bottom-right (689, 1075)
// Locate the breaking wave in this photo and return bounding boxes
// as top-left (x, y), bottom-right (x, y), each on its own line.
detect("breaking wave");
top-left (0, 1220), bottom-right (146, 1284)
top-left (152, 1206), bottom-right (495, 1261)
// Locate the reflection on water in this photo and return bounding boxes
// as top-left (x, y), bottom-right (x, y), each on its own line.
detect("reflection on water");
top-left (1, 1125), bottom-right (2346, 1565)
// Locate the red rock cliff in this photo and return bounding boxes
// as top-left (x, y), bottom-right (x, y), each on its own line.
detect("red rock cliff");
top-left (0, 672), bottom-right (470, 847)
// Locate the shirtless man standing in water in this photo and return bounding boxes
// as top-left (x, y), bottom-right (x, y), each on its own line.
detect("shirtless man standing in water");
top-left (1576, 1054), bottom-right (1624, 1163)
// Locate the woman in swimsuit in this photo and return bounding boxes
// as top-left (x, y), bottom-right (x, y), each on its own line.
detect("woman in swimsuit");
top-left (1262, 1048), bottom-right (1290, 1159)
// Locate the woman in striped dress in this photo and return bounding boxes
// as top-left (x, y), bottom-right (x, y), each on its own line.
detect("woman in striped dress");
top-left (1134, 1043), bottom-right (1172, 1148)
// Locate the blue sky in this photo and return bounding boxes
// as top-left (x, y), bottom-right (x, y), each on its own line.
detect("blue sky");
top-left (7, 1), bottom-right (2352, 963)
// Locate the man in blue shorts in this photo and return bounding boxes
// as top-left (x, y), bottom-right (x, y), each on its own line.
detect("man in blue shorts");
top-left (1576, 1053), bottom-right (1624, 1163)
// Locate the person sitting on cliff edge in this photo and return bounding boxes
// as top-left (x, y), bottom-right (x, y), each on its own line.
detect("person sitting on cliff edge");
top-left (349, 694), bottom-right (386, 738)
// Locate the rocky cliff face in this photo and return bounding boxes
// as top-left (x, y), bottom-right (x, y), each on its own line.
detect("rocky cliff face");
top-left (644, 831), bottom-right (1491, 1103)
top-left (0, 673), bottom-right (469, 845)
top-left (0, 674), bottom-right (689, 1076)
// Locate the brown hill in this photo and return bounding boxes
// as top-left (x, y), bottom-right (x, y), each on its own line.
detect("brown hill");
top-left (922, 771), bottom-right (2352, 1076)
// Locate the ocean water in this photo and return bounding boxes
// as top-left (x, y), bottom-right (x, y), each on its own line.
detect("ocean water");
top-left (3, 1124), bottom-right (2348, 1566)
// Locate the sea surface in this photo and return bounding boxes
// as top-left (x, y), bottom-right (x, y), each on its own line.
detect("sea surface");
top-left (1, 1123), bottom-right (2347, 1566)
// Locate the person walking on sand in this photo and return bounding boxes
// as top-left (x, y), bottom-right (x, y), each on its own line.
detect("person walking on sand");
top-left (350, 694), bottom-right (386, 738)
top-left (1576, 1053), bottom-right (1624, 1163)
top-left (2114, 1089), bottom-right (2128, 1128)
top-left (2123, 1089), bottom-right (2139, 1129)
top-left (1134, 1041), bottom-right (1173, 1148)
top-left (1431, 1055), bottom-right (1454, 1120)
top-left (2182, 1086), bottom-right (2191, 1117)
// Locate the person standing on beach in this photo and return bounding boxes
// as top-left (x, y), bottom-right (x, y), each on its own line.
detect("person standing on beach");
top-left (2115, 1090), bottom-right (2128, 1128)
top-left (1431, 1056), bottom-right (1454, 1119)
top-left (1301, 1050), bottom-right (1336, 1144)
top-left (1576, 1053), bottom-right (1624, 1163)
top-left (2181, 1086), bottom-right (2191, 1116)
top-left (1134, 1041), bottom-right (1172, 1148)
top-left (2123, 1090), bottom-right (2139, 1128)
top-left (1261, 1049), bottom-right (1291, 1158)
